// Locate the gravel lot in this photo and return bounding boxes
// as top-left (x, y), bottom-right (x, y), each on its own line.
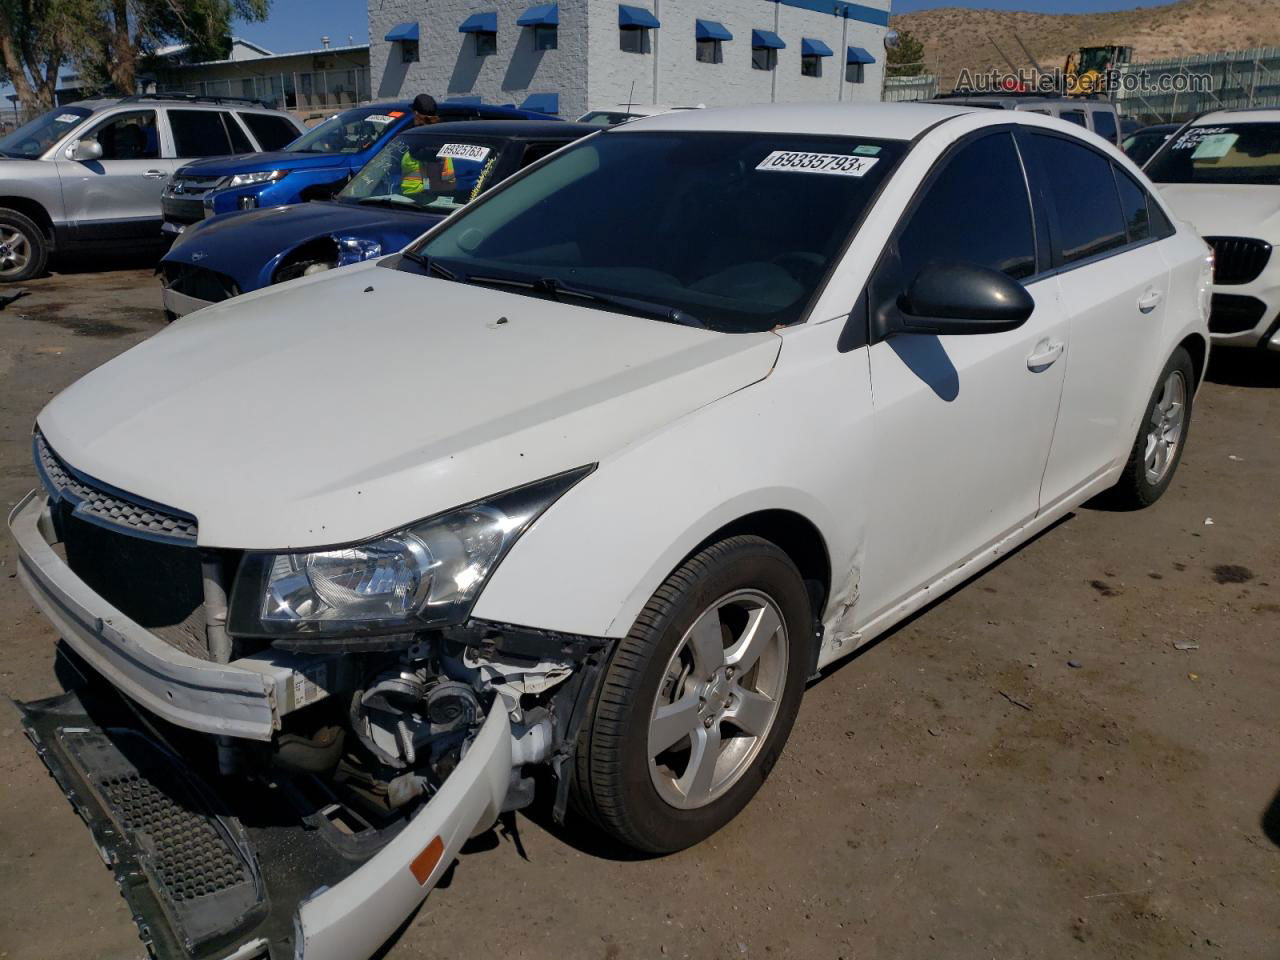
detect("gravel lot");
top-left (0, 263), bottom-right (1277, 960)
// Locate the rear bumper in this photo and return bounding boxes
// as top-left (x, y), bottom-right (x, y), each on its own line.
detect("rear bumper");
top-left (9, 490), bottom-right (332, 741)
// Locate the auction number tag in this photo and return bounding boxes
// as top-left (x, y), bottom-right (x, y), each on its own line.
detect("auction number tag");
top-left (756, 151), bottom-right (879, 176)
top-left (365, 114), bottom-right (395, 125)
top-left (56, 113), bottom-right (80, 123)
top-left (437, 143), bottom-right (491, 161)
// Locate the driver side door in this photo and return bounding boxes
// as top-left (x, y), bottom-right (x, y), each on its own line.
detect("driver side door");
top-left (54, 109), bottom-right (175, 243)
top-left (856, 129), bottom-right (1071, 628)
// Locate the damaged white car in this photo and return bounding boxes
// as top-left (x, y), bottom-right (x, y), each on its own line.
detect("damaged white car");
top-left (10, 103), bottom-right (1210, 960)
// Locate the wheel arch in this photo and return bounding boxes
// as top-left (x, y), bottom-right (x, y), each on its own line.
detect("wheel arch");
top-left (1178, 332), bottom-right (1208, 389)
top-left (0, 196), bottom-right (55, 242)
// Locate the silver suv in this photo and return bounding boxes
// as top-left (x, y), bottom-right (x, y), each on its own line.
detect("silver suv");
top-left (0, 94), bottom-right (303, 282)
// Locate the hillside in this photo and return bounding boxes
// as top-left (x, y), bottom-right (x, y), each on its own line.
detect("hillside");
top-left (892, 0), bottom-right (1280, 91)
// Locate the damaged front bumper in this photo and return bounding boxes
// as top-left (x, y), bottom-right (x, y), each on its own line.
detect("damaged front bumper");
top-left (15, 679), bottom-right (511, 960)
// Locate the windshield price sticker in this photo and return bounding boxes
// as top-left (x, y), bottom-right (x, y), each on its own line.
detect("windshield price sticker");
top-left (437, 143), bottom-right (491, 161)
top-left (1172, 126), bottom-right (1228, 150)
top-left (365, 114), bottom-right (395, 125)
top-left (56, 113), bottom-right (80, 123)
top-left (1192, 133), bottom-right (1239, 159)
top-left (756, 151), bottom-right (879, 177)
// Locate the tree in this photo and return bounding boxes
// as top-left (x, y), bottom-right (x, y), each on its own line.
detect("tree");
top-left (0, 0), bottom-right (85, 117)
top-left (887, 29), bottom-right (926, 78)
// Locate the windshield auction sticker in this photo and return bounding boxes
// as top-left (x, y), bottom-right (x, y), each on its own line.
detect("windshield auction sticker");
top-left (1171, 126), bottom-right (1228, 151)
top-left (437, 143), bottom-right (491, 161)
top-left (365, 114), bottom-right (395, 125)
top-left (756, 151), bottom-right (879, 176)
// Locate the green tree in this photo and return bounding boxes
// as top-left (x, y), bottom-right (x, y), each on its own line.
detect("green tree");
top-left (887, 29), bottom-right (926, 78)
top-left (0, 0), bottom-right (84, 117)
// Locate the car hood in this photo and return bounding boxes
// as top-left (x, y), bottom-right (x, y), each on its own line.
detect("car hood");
top-left (38, 262), bottom-right (781, 549)
top-left (1156, 183), bottom-right (1280, 240)
top-left (166, 201), bottom-right (442, 280)
top-left (176, 149), bottom-right (349, 177)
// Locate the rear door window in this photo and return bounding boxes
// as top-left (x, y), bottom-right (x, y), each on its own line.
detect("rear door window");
top-left (1092, 110), bottom-right (1118, 144)
top-left (239, 112), bottom-right (300, 151)
top-left (222, 112), bottom-right (253, 153)
top-left (168, 109), bottom-right (234, 158)
top-left (1028, 133), bottom-right (1128, 265)
top-left (1060, 110), bottom-right (1087, 128)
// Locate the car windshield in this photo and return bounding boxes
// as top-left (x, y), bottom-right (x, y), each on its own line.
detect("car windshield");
top-left (410, 131), bottom-right (906, 332)
top-left (337, 133), bottom-right (503, 213)
top-left (286, 106), bottom-right (406, 154)
top-left (0, 106), bottom-right (92, 157)
top-left (1146, 122), bottom-right (1280, 185)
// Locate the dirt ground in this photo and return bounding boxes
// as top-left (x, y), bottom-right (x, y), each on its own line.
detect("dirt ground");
top-left (0, 262), bottom-right (1277, 960)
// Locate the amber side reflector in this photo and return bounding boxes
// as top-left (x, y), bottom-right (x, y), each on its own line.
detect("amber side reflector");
top-left (410, 836), bottom-right (445, 885)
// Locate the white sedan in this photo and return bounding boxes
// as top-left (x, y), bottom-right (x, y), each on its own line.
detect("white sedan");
top-left (1146, 107), bottom-right (1280, 351)
top-left (11, 103), bottom-right (1210, 960)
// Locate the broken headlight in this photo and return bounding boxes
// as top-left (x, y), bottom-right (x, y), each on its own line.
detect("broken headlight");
top-left (228, 467), bottom-right (591, 643)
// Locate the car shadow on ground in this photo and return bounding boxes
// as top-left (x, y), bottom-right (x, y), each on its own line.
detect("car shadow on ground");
top-left (48, 245), bottom-right (165, 277)
top-left (1263, 785), bottom-right (1280, 849)
top-left (1205, 348), bottom-right (1279, 388)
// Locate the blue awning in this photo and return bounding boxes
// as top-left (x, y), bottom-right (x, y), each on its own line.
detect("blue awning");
top-left (459, 11), bottom-right (497, 33)
top-left (801, 37), bottom-right (833, 57)
top-left (384, 22), bottom-right (419, 42)
top-left (846, 45), bottom-right (875, 64)
top-left (517, 3), bottom-right (559, 26)
top-left (695, 19), bottom-right (732, 42)
top-left (521, 92), bottom-right (560, 114)
top-left (618, 4), bottom-right (660, 29)
top-left (751, 29), bottom-right (786, 50)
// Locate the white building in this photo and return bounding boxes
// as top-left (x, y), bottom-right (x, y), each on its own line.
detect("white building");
top-left (368, 0), bottom-right (891, 119)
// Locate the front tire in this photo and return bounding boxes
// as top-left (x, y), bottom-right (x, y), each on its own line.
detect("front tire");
top-left (1108, 346), bottom-right (1195, 508)
top-left (573, 536), bottom-right (811, 853)
top-left (0, 208), bottom-right (48, 283)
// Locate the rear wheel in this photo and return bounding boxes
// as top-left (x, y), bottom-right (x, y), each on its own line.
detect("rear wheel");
top-left (0, 208), bottom-right (47, 283)
top-left (1108, 346), bottom-right (1195, 508)
top-left (573, 536), bottom-right (811, 853)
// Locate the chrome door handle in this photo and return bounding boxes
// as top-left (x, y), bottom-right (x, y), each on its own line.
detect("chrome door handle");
top-left (1027, 339), bottom-right (1064, 371)
top-left (142, 169), bottom-right (167, 179)
top-left (1137, 289), bottom-right (1163, 313)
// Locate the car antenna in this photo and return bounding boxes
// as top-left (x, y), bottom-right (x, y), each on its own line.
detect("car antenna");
top-left (624, 80), bottom-right (637, 113)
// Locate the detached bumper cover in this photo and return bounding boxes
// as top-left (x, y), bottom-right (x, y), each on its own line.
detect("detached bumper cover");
top-left (9, 491), bottom-right (329, 741)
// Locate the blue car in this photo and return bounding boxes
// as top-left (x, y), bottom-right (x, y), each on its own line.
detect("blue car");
top-left (159, 120), bottom-right (595, 318)
top-left (159, 100), bottom-right (554, 235)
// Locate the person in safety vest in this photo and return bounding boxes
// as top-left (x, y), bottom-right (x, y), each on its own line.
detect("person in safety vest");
top-left (400, 94), bottom-right (455, 195)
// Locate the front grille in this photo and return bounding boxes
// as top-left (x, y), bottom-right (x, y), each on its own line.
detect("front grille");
top-left (34, 431), bottom-right (209, 659)
top-left (161, 195), bottom-right (207, 225)
top-left (160, 261), bottom-right (240, 305)
top-left (1208, 293), bottom-right (1268, 334)
top-left (1206, 236), bottom-right (1272, 286)
top-left (35, 432), bottom-right (197, 543)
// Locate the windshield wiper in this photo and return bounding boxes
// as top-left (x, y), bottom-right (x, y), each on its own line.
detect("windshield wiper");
top-left (400, 249), bottom-right (458, 281)
top-left (468, 272), bottom-right (705, 328)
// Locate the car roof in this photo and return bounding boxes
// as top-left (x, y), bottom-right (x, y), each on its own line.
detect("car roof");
top-left (611, 102), bottom-right (971, 140)
top-left (401, 119), bottom-right (596, 139)
top-left (67, 96), bottom-right (285, 113)
top-left (1195, 107), bottom-right (1280, 124)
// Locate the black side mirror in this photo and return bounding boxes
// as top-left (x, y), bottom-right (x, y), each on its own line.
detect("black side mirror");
top-left (888, 262), bottom-right (1034, 336)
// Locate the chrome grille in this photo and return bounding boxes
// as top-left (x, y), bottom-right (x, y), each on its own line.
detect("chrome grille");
top-left (1205, 236), bottom-right (1272, 286)
top-left (165, 173), bottom-right (223, 198)
top-left (34, 432), bottom-right (198, 544)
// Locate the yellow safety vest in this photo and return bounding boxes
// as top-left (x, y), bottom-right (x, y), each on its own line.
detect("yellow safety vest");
top-left (401, 151), bottom-right (453, 194)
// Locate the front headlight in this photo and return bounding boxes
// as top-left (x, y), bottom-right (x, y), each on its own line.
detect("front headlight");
top-left (224, 169), bottom-right (290, 188)
top-left (335, 236), bottom-right (383, 265)
top-left (228, 467), bottom-right (592, 646)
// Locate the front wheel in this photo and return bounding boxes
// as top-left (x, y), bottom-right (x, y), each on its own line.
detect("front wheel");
top-left (1108, 346), bottom-right (1195, 508)
top-left (0, 208), bottom-right (48, 283)
top-left (573, 536), bottom-right (811, 853)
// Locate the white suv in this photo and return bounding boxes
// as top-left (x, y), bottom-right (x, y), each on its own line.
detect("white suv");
top-left (1147, 108), bottom-right (1280, 351)
top-left (11, 103), bottom-right (1209, 960)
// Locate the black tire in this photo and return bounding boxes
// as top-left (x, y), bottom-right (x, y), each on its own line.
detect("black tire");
top-left (0, 207), bottom-right (48, 283)
top-left (1108, 346), bottom-right (1195, 509)
top-left (573, 535), bottom-right (811, 853)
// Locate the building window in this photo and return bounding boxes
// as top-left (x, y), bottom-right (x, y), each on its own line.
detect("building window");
top-left (475, 31), bottom-right (497, 55)
top-left (620, 26), bottom-right (651, 54)
top-left (533, 24), bottom-right (557, 50)
top-left (402, 39), bottom-right (419, 63)
top-left (752, 47), bottom-right (777, 71)
top-left (696, 38), bottom-right (722, 64)
top-left (846, 62), bottom-right (865, 83)
top-left (801, 54), bottom-right (822, 77)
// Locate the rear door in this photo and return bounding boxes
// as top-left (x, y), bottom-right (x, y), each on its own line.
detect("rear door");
top-left (857, 129), bottom-right (1071, 624)
top-left (54, 109), bottom-right (175, 242)
top-left (1026, 131), bottom-right (1174, 507)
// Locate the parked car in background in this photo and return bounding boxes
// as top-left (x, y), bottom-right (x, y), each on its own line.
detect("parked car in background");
top-left (577, 103), bottom-right (704, 125)
top-left (161, 100), bottom-right (556, 235)
top-left (159, 121), bottom-right (596, 317)
top-left (11, 102), bottom-right (1209, 960)
top-left (1147, 108), bottom-right (1280, 351)
top-left (0, 94), bottom-right (302, 282)
top-left (1123, 122), bottom-right (1182, 166)
top-left (930, 93), bottom-right (1124, 146)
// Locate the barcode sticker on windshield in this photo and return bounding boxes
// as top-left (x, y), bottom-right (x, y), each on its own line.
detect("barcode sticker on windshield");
top-left (756, 151), bottom-right (879, 176)
top-left (56, 113), bottom-right (80, 123)
top-left (437, 143), bottom-right (491, 161)
top-left (365, 114), bottom-right (395, 125)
